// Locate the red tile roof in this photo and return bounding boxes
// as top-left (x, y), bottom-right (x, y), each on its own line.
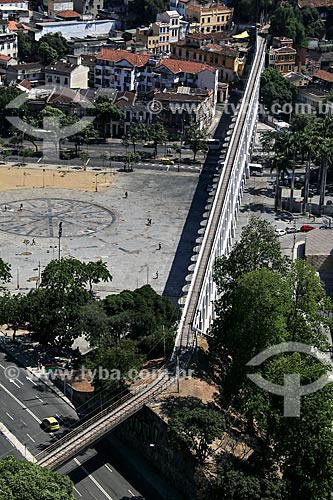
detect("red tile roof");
top-left (298, 0), bottom-right (333, 6)
top-left (96, 48), bottom-right (150, 67)
top-left (0, 54), bottom-right (11, 61)
top-left (56, 10), bottom-right (81, 17)
top-left (0, 0), bottom-right (26, 3)
top-left (313, 69), bottom-right (333, 82)
top-left (17, 79), bottom-right (32, 90)
top-left (157, 58), bottom-right (215, 74)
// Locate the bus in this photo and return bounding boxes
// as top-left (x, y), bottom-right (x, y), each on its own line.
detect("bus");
top-left (249, 163), bottom-right (264, 176)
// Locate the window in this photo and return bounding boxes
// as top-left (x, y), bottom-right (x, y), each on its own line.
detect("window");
top-left (288, 64), bottom-right (292, 71)
top-left (207, 17), bottom-right (210, 22)
top-left (64, 77), bottom-right (68, 84)
top-left (280, 55), bottom-right (285, 61)
top-left (289, 55), bottom-right (293, 60)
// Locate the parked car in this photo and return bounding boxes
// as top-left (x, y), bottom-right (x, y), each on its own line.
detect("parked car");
top-left (286, 226), bottom-right (297, 233)
top-left (275, 228), bottom-right (286, 236)
top-left (300, 224), bottom-right (315, 232)
top-left (41, 417), bottom-right (60, 432)
top-left (206, 184), bottom-right (214, 192)
top-left (143, 141), bottom-right (154, 148)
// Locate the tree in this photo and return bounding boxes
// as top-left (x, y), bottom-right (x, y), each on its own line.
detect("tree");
top-left (100, 152), bottom-right (108, 168)
top-left (16, 31), bottom-right (33, 63)
top-left (187, 122), bottom-right (208, 160)
top-left (269, 4), bottom-right (306, 46)
top-left (260, 67), bottom-right (297, 111)
top-left (127, 123), bottom-right (144, 154)
top-left (71, 122), bottom-right (99, 154)
top-left (129, 0), bottom-right (169, 25)
top-left (0, 456), bottom-right (74, 499)
top-left (0, 258), bottom-right (11, 286)
top-left (39, 42), bottom-right (57, 66)
top-left (85, 260), bottom-right (112, 293)
top-left (124, 151), bottom-right (141, 171)
top-left (79, 151), bottom-right (90, 171)
top-left (169, 406), bottom-right (225, 464)
top-left (147, 122), bottom-right (168, 158)
top-left (94, 95), bottom-right (124, 138)
top-left (0, 87), bottom-right (22, 137)
top-left (1, 294), bottom-right (28, 342)
top-left (300, 7), bottom-right (325, 39)
top-left (38, 33), bottom-right (68, 60)
top-left (40, 258), bottom-right (88, 291)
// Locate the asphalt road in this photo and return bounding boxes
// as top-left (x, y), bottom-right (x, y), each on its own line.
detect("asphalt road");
top-left (0, 351), bottom-right (143, 499)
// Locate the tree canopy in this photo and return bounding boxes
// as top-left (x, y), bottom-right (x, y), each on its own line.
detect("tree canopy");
top-left (0, 456), bottom-right (74, 500)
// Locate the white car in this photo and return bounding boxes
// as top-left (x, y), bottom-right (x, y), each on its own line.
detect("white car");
top-left (275, 228), bottom-right (286, 237)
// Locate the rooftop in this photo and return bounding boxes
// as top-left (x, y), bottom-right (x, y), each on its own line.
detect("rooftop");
top-left (96, 48), bottom-right (151, 67)
top-left (298, 0), bottom-right (333, 7)
top-left (313, 69), bottom-right (333, 82)
top-left (156, 58), bottom-right (215, 74)
top-left (56, 10), bottom-right (81, 18)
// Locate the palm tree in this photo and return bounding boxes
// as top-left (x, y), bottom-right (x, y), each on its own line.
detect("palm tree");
top-left (300, 126), bottom-right (320, 215)
top-left (317, 139), bottom-right (333, 216)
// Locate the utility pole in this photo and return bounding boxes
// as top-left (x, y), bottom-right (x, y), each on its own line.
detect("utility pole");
top-left (163, 325), bottom-right (166, 361)
top-left (58, 222), bottom-right (62, 261)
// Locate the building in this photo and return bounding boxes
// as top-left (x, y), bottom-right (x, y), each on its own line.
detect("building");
top-left (48, 0), bottom-right (73, 18)
top-left (151, 58), bottom-right (218, 100)
top-left (268, 37), bottom-right (296, 75)
top-left (185, 4), bottom-right (233, 34)
top-left (152, 86), bottom-right (216, 130)
top-left (0, 21), bottom-right (17, 59)
top-left (73, 0), bottom-right (103, 19)
top-left (55, 10), bottom-right (81, 20)
top-left (35, 19), bottom-right (119, 41)
top-left (6, 62), bottom-right (44, 85)
top-left (94, 48), bottom-right (152, 91)
top-left (0, 54), bottom-right (15, 69)
top-left (156, 11), bottom-right (182, 44)
top-left (136, 22), bottom-right (170, 54)
top-left (44, 59), bottom-right (89, 88)
top-left (284, 71), bottom-right (311, 87)
top-left (171, 33), bottom-right (244, 81)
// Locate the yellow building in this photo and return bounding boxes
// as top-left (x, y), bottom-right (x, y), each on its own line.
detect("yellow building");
top-left (136, 22), bottom-right (170, 54)
top-left (186, 4), bottom-right (233, 34)
top-left (171, 34), bottom-right (244, 82)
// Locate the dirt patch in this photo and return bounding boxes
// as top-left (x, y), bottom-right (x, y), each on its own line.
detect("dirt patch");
top-left (0, 166), bottom-right (114, 192)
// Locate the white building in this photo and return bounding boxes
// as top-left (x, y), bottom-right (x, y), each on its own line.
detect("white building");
top-left (169, 0), bottom-right (188, 17)
top-left (0, 22), bottom-right (17, 60)
top-left (35, 19), bottom-right (120, 41)
top-left (94, 48), bottom-right (152, 91)
top-left (48, 0), bottom-right (73, 17)
top-left (44, 59), bottom-right (89, 88)
top-left (156, 10), bottom-right (182, 43)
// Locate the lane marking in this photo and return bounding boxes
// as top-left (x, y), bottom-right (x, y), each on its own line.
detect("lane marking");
top-left (26, 377), bottom-right (38, 386)
top-left (128, 490), bottom-right (135, 497)
top-left (0, 383), bottom-right (41, 424)
top-left (9, 380), bottom-right (20, 389)
top-left (5, 412), bottom-right (14, 421)
top-left (0, 364), bottom-right (5, 369)
top-left (73, 487), bottom-right (82, 497)
top-left (26, 433), bottom-right (35, 443)
top-left (0, 421), bottom-right (35, 461)
top-left (17, 379), bottom-right (24, 386)
top-left (74, 458), bottom-right (114, 500)
top-left (105, 464), bottom-right (113, 473)
top-left (20, 419), bottom-right (27, 427)
top-left (35, 395), bottom-right (44, 403)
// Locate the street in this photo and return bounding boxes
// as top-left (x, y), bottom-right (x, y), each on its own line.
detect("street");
top-left (0, 350), bottom-right (143, 499)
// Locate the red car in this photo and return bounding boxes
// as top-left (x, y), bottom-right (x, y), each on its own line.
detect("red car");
top-left (300, 224), bottom-right (316, 232)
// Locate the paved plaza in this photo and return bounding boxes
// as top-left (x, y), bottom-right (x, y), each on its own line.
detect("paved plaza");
top-left (0, 168), bottom-right (201, 300)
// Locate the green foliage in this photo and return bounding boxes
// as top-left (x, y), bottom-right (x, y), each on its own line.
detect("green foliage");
top-left (211, 462), bottom-right (286, 500)
top-left (269, 4), bottom-right (306, 46)
top-left (85, 260), bottom-right (112, 292)
top-left (186, 122), bottom-right (209, 160)
top-left (169, 406), bottom-right (225, 464)
top-left (260, 67), bottom-right (297, 110)
top-left (146, 122), bottom-right (168, 157)
top-left (300, 7), bottom-right (325, 39)
top-left (128, 0), bottom-right (169, 25)
top-left (124, 151), bottom-right (141, 170)
top-left (0, 87), bottom-right (22, 137)
top-left (40, 257), bottom-right (88, 291)
top-left (94, 95), bottom-right (124, 138)
top-left (0, 258), bottom-right (11, 285)
top-left (16, 31), bottom-right (33, 62)
top-left (38, 33), bottom-right (68, 60)
top-left (231, 0), bottom-right (272, 22)
top-left (39, 42), bottom-right (57, 66)
top-left (0, 456), bottom-right (74, 499)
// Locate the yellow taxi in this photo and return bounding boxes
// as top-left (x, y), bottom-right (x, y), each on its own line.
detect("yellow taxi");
top-left (160, 158), bottom-right (174, 165)
top-left (42, 417), bottom-right (60, 432)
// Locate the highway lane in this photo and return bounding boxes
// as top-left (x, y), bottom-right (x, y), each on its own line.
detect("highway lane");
top-left (0, 351), bottom-right (144, 499)
top-left (59, 447), bottom-right (143, 500)
top-left (0, 351), bottom-right (79, 456)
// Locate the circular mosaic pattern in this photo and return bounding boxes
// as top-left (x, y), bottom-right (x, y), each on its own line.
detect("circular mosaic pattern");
top-left (0, 199), bottom-right (115, 237)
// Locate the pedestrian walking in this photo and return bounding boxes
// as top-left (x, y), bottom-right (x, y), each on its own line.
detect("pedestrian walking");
top-left (32, 238), bottom-right (36, 245)
top-left (4, 205), bottom-right (7, 212)
top-left (147, 218), bottom-right (152, 226)
top-left (19, 203), bottom-right (23, 211)
top-left (155, 271), bottom-right (159, 279)
top-left (158, 243), bottom-right (161, 250)
top-left (124, 191), bottom-right (128, 198)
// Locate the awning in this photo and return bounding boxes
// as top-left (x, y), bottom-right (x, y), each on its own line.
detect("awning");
top-left (232, 30), bottom-right (250, 39)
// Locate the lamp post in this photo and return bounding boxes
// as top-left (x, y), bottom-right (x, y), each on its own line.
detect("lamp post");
top-left (283, 210), bottom-right (296, 261)
top-left (58, 222), bottom-right (62, 261)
